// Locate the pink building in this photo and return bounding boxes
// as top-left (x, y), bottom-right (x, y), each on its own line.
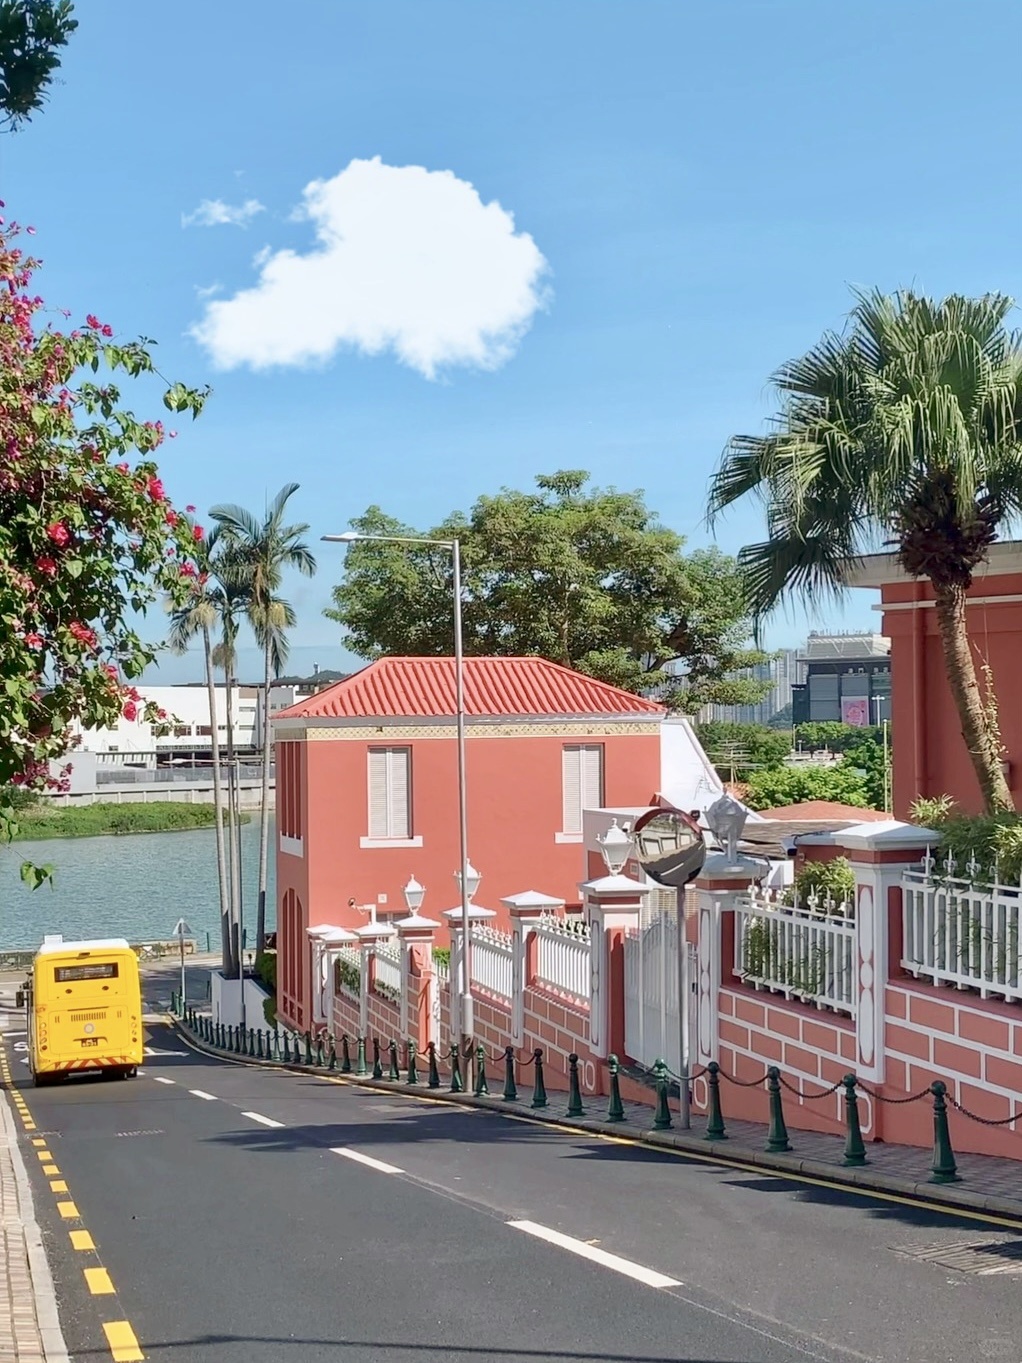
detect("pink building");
top-left (272, 656), bottom-right (663, 1031)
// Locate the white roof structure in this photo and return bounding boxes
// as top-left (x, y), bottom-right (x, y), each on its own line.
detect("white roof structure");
top-left (36, 936), bottom-right (131, 955)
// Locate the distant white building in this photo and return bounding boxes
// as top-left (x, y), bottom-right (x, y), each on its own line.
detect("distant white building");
top-left (67, 684), bottom-right (263, 770)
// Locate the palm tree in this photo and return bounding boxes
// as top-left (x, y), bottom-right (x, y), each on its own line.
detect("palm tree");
top-left (708, 290), bottom-right (1022, 815)
top-left (166, 531), bottom-right (236, 977)
top-left (209, 485), bottom-right (316, 959)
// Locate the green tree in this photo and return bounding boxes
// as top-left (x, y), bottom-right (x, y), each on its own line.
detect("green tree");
top-left (166, 530), bottom-right (234, 977)
top-left (209, 485), bottom-right (316, 960)
top-left (794, 721), bottom-right (885, 753)
top-left (0, 216), bottom-right (207, 880)
top-left (695, 722), bottom-right (792, 780)
top-left (327, 471), bottom-right (768, 712)
top-left (709, 290), bottom-right (1022, 815)
top-left (842, 733), bottom-right (890, 811)
top-left (742, 762), bottom-right (872, 812)
top-left (0, 1), bottom-right (76, 129)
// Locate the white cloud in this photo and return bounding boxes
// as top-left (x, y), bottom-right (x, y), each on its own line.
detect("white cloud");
top-left (182, 198), bottom-right (265, 229)
top-left (194, 282), bottom-right (222, 300)
top-left (189, 157), bottom-right (550, 379)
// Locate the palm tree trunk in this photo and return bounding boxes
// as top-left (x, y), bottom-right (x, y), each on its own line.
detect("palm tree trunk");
top-left (203, 625), bottom-right (232, 974)
top-left (256, 631), bottom-right (272, 960)
top-left (932, 580), bottom-right (1014, 815)
top-left (224, 663), bottom-right (243, 978)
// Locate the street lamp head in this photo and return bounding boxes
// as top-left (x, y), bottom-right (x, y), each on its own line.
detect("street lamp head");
top-left (597, 818), bottom-right (634, 876)
top-left (403, 875), bottom-right (425, 913)
top-left (706, 793), bottom-right (748, 866)
top-left (321, 532), bottom-right (362, 543)
top-left (454, 859), bottom-right (481, 902)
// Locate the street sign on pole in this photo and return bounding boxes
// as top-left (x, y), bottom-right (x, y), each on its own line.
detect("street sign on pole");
top-left (172, 918), bottom-right (193, 1012)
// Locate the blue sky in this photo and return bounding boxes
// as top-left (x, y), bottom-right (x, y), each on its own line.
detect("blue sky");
top-left (7, 0), bottom-right (1022, 682)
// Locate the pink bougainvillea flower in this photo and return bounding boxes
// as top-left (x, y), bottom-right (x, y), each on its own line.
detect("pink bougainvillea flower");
top-left (68, 621), bottom-right (98, 649)
top-left (85, 314), bottom-right (100, 329)
top-left (35, 556), bottom-right (58, 577)
top-left (180, 561), bottom-right (196, 577)
top-left (122, 700), bottom-right (138, 722)
top-left (101, 324), bottom-right (113, 337)
top-left (46, 522), bottom-right (70, 547)
top-left (115, 461), bottom-right (130, 474)
top-left (185, 504), bottom-right (196, 513)
top-left (24, 633), bottom-right (44, 649)
top-left (147, 476), bottom-right (165, 501)
top-left (193, 524), bottom-right (204, 542)
top-left (26, 226), bottom-right (36, 235)
top-left (165, 509), bottom-right (178, 527)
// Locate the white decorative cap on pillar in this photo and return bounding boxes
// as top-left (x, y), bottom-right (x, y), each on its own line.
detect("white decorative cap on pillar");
top-left (442, 903), bottom-right (497, 927)
top-left (318, 927), bottom-right (358, 947)
top-left (501, 890), bottom-right (566, 917)
top-left (394, 912), bottom-right (442, 936)
top-left (306, 923), bottom-right (337, 941)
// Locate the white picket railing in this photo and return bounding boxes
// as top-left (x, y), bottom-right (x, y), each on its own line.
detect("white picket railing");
top-left (902, 852), bottom-right (1022, 1002)
top-left (733, 887), bottom-right (857, 1017)
top-left (534, 914), bottom-right (591, 1003)
top-left (469, 924), bottom-right (513, 999)
top-left (372, 941), bottom-right (403, 998)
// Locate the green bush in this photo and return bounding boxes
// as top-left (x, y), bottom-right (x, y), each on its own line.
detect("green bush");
top-left (743, 762), bottom-right (872, 811)
top-left (696, 722), bottom-right (793, 777)
top-left (785, 857), bottom-right (856, 912)
top-left (432, 946), bottom-right (451, 969)
top-left (795, 722), bottom-right (886, 753)
top-left (255, 951), bottom-right (277, 993)
top-left (919, 809), bottom-right (1022, 884)
top-left (13, 801), bottom-right (249, 840)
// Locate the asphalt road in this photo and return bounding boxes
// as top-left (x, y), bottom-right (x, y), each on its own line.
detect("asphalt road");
top-left (5, 1001), bottom-right (1022, 1362)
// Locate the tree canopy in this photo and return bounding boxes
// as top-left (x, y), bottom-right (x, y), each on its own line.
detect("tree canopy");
top-left (742, 761), bottom-right (872, 812)
top-left (0, 1), bottom-right (76, 129)
top-left (708, 289), bottom-right (1022, 814)
top-left (326, 470), bottom-right (768, 711)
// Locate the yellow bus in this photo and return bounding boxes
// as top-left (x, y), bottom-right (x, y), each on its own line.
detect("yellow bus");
top-left (28, 936), bottom-right (144, 1085)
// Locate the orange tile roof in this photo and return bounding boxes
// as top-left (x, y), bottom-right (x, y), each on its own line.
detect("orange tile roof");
top-left (756, 801), bottom-right (891, 822)
top-left (274, 656), bottom-right (666, 720)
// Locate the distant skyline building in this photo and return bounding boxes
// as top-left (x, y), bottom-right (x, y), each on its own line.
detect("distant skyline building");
top-left (698, 649), bottom-right (805, 726)
top-left (791, 631), bottom-right (891, 727)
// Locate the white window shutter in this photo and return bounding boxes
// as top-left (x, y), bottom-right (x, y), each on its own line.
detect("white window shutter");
top-left (388, 749), bottom-right (410, 838)
top-left (582, 745), bottom-right (603, 812)
top-left (562, 746), bottom-right (582, 835)
top-left (368, 750), bottom-right (389, 837)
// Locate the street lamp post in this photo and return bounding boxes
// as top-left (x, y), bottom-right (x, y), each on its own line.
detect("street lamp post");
top-left (321, 531), bottom-right (474, 1060)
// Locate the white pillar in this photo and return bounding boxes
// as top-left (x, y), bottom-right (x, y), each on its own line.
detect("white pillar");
top-left (579, 873), bottom-right (650, 1060)
top-left (503, 891), bottom-right (564, 1048)
top-left (692, 853), bottom-right (768, 1071)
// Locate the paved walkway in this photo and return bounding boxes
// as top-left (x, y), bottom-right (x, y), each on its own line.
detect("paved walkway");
top-left (0, 1058), bottom-right (69, 1363)
top-left (174, 1014), bottom-right (1022, 1224)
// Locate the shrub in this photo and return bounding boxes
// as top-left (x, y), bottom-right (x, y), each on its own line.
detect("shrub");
top-left (924, 811), bottom-right (1022, 884)
top-left (784, 857), bottom-right (856, 912)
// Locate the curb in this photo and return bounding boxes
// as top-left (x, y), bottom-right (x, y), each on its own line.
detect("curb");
top-left (0, 1086), bottom-right (71, 1363)
top-left (168, 1019), bottom-right (1022, 1228)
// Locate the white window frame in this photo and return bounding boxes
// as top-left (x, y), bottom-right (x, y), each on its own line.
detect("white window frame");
top-left (361, 747), bottom-right (422, 849)
top-left (559, 743), bottom-right (604, 841)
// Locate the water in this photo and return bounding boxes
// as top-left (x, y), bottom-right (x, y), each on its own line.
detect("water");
top-left (0, 817), bottom-right (276, 951)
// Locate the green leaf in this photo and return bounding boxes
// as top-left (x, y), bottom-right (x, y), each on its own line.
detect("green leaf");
top-left (64, 558), bottom-right (84, 579)
top-left (20, 862), bottom-right (55, 891)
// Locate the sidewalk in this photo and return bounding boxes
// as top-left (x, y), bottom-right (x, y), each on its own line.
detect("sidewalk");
top-left (0, 1060), bottom-right (69, 1363)
top-left (173, 1016), bottom-right (1022, 1225)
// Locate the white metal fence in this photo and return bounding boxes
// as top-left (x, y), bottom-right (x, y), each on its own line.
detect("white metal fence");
top-left (733, 887), bottom-right (856, 1016)
top-left (372, 941), bottom-right (403, 999)
top-left (534, 914), bottom-right (591, 1003)
top-left (902, 852), bottom-right (1022, 1002)
top-left (469, 924), bottom-right (513, 1000)
top-left (335, 944), bottom-right (361, 999)
top-left (623, 898), bottom-right (696, 1076)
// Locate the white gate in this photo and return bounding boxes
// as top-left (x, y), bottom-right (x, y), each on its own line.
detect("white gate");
top-left (623, 890), bottom-right (697, 1077)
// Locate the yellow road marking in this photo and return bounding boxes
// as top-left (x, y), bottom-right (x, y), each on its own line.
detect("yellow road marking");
top-left (23, 1121), bottom-right (36, 1130)
top-left (49, 1179), bottom-right (68, 1193)
top-left (31, 1137), bottom-right (45, 1146)
top-left (69, 1229), bottom-right (95, 1251)
top-left (42, 1164), bottom-right (59, 1176)
top-left (84, 1266), bottom-right (115, 1295)
top-left (37, 1149), bottom-right (53, 1161)
top-left (56, 1200), bottom-right (79, 1219)
top-left (103, 1320), bottom-right (144, 1361)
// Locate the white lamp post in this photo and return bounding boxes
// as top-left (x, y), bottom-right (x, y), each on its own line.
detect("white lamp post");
top-left (597, 819), bottom-right (634, 875)
top-left (322, 529), bottom-right (473, 1053)
top-left (403, 875), bottom-right (426, 914)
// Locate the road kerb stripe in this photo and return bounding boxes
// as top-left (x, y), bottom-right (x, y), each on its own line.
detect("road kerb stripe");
top-left (57, 1200), bottom-right (79, 1219)
top-left (508, 1220), bottom-right (681, 1289)
top-left (330, 1147), bottom-right (403, 1175)
top-left (49, 1179), bottom-right (68, 1193)
top-left (37, 1149), bottom-right (53, 1160)
top-left (84, 1266), bottom-right (115, 1295)
top-left (242, 1112), bottom-right (285, 1128)
top-left (69, 1230), bottom-right (95, 1251)
top-left (103, 1320), bottom-right (144, 1362)
top-left (188, 1089), bottom-right (217, 1101)
top-left (42, 1164), bottom-right (60, 1176)
top-left (152, 1076), bottom-right (176, 1086)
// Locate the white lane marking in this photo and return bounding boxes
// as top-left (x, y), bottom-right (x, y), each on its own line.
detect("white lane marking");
top-left (330, 1147), bottom-right (404, 1175)
top-left (242, 1112), bottom-right (285, 1129)
top-left (144, 1046), bottom-right (188, 1057)
top-left (508, 1221), bottom-right (682, 1289)
top-left (153, 1077), bottom-right (176, 1086)
top-left (189, 1089), bottom-right (217, 1101)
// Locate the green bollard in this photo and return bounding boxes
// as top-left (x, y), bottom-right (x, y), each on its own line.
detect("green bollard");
top-left (248, 1027), bottom-right (256, 1057)
top-left (929, 1080), bottom-right (960, 1183)
top-left (372, 1038), bottom-right (383, 1080)
top-left (282, 1032), bottom-right (291, 1063)
top-left (474, 1045), bottom-right (489, 1096)
top-left (842, 1074), bottom-right (867, 1166)
top-left (304, 1031), bottom-right (313, 1065)
top-left (170, 990), bottom-right (176, 1015)
top-left (256, 1030), bottom-right (264, 1060)
top-left (341, 1036), bottom-right (352, 1073)
top-left (567, 1053), bottom-right (585, 1118)
top-left (607, 1054), bottom-right (626, 1122)
top-left (427, 1042), bottom-right (440, 1089)
top-left (705, 1061), bottom-right (727, 1141)
top-left (652, 1060), bottom-right (673, 1130)
top-left (502, 1046), bottom-right (518, 1102)
top-left (356, 1036), bottom-right (368, 1077)
top-left (328, 1036), bottom-right (337, 1070)
top-left (388, 1040), bottom-right (400, 1081)
top-left (406, 1041), bottom-right (419, 1086)
top-left (765, 1067), bottom-right (791, 1153)
top-left (316, 1034), bottom-right (324, 1067)
top-left (450, 1044), bottom-right (464, 1093)
top-left (531, 1049), bottom-right (548, 1108)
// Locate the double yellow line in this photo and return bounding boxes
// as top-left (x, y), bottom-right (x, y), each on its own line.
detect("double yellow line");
top-left (0, 1041), bottom-right (144, 1363)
